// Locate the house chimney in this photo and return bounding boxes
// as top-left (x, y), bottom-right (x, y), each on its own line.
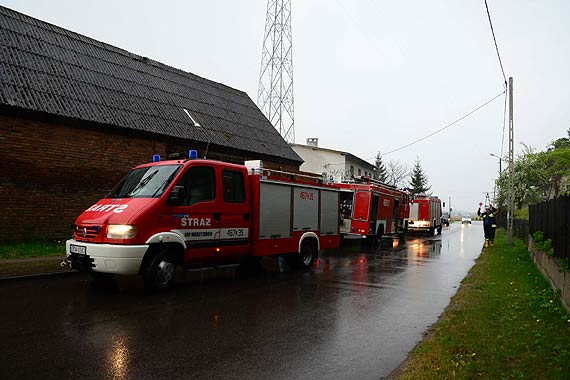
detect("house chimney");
top-left (307, 138), bottom-right (318, 147)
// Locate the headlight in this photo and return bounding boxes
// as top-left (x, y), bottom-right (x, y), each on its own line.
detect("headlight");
top-left (107, 224), bottom-right (137, 239)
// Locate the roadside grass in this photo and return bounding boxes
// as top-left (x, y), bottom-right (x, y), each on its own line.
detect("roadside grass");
top-left (392, 229), bottom-right (570, 380)
top-left (0, 241), bottom-right (66, 259)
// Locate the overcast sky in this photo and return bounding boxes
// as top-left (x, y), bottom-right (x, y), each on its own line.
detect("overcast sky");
top-left (2, 0), bottom-right (569, 213)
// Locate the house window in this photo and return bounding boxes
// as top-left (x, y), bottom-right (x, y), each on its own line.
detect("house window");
top-left (350, 165), bottom-right (354, 176)
top-left (358, 168), bottom-right (362, 176)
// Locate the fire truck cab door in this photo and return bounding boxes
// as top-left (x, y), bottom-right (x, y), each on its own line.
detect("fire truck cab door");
top-left (168, 165), bottom-right (221, 264)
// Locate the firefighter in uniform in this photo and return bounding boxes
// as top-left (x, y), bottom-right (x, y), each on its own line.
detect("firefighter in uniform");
top-left (477, 205), bottom-right (497, 247)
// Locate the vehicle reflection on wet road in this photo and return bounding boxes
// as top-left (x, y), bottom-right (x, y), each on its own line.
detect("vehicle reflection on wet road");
top-left (0, 222), bottom-right (482, 380)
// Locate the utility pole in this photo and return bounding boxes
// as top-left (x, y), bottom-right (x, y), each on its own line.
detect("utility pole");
top-left (507, 77), bottom-right (514, 244)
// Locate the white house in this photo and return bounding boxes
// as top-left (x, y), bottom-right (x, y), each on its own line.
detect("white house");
top-left (291, 138), bottom-right (376, 183)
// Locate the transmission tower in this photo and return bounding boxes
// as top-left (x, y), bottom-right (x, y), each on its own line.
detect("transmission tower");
top-left (257, 0), bottom-right (295, 143)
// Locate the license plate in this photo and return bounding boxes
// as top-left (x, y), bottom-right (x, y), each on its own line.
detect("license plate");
top-left (70, 244), bottom-right (87, 255)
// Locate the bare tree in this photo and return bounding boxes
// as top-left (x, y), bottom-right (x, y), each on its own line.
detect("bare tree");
top-left (385, 160), bottom-right (408, 187)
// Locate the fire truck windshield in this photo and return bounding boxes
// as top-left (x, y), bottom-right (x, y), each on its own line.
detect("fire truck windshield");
top-left (107, 165), bottom-right (181, 198)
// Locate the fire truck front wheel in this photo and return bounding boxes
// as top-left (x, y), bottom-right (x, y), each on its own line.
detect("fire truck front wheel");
top-left (143, 247), bottom-right (180, 290)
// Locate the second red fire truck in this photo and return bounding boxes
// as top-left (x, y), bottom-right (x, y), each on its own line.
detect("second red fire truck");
top-left (336, 176), bottom-right (410, 243)
top-left (408, 195), bottom-right (443, 235)
top-left (64, 153), bottom-right (340, 288)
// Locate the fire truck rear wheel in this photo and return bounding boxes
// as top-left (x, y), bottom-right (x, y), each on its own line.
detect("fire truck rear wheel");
top-left (300, 240), bottom-right (317, 269)
top-left (144, 249), bottom-right (177, 290)
top-left (374, 225), bottom-right (384, 247)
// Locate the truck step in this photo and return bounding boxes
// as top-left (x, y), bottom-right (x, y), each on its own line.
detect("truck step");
top-left (184, 263), bottom-right (240, 273)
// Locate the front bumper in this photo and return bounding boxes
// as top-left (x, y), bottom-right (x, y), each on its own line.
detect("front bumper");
top-left (65, 240), bottom-right (149, 275)
top-left (341, 233), bottom-right (367, 240)
top-left (407, 226), bottom-right (431, 230)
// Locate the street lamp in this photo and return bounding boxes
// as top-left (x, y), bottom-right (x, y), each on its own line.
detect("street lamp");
top-left (489, 153), bottom-right (505, 204)
top-left (489, 153), bottom-right (504, 172)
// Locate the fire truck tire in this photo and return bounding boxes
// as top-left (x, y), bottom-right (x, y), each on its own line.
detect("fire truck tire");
top-left (143, 248), bottom-right (177, 290)
top-left (368, 225), bottom-right (383, 248)
top-left (299, 240), bottom-right (317, 269)
top-left (376, 225), bottom-right (384, 244)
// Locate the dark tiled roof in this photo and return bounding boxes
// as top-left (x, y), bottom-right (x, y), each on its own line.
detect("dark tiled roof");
top-left (0, 6), bottom-right (302, 164)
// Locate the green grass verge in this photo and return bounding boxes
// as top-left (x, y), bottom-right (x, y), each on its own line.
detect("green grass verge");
top-left (393, 229), bottom-right (570, 380)
top-left (0, 241), bottom-right (66, 259)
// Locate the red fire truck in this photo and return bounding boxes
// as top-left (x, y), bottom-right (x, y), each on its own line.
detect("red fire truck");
top-left (336, 177), bottom-right (409, 242)
top-left (64, 153), bottom-right (340, 288)
top-left (408, 195), bottom-right (443, 235)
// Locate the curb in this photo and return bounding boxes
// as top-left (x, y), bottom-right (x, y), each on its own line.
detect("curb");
top-left (0, 256), bottom-right (73, 281)
top-left (0, 271), bottom-right (77, 282)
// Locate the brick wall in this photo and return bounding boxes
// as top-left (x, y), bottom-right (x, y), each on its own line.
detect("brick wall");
top-left (0, 114), bottom-right (167, 241)
top-left (0, 114), bottom-right (299, 242)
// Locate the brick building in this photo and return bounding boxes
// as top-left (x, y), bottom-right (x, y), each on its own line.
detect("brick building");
top-left (0, 6), bottom-right (302, 241)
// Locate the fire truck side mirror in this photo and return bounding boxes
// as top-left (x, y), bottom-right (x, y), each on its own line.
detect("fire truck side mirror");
top-left (168, 185), bottom-right (186, 206)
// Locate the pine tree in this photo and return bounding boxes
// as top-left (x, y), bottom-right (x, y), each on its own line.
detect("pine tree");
top-left (374, 151), bottom-right (387, 182)
top-left (408, 158), bottom-right (431, 196)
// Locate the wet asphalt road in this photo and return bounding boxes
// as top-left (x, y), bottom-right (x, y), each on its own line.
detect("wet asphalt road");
top-left (0, 222), bottom-right (483, 380)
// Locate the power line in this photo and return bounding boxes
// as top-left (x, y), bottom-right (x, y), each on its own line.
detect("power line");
top-left (332, 0), bottom-right (389, 61)
top-left (484, 0), bottom-right (508, 85)
top-left (379, 90), bottom-right (506, 158)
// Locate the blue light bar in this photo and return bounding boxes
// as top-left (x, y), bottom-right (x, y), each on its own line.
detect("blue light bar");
top-left (188, 150), bottom-right (198, 159)
top-left (152, 154), bottom-right (161, 162)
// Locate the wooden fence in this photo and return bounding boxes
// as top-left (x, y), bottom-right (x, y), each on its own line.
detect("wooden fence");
top-left (529, 195), bottom-right (570, 260)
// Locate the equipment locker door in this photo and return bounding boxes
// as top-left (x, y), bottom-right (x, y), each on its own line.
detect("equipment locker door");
top-left (369, 194), bottom-right (379, 234)
top-left (392, 198), bottom-right (399, 233)
top-left (339, 190), bottom-right (354, 234)
top-left (218, 168), bottom-right (250, 259)
top-left (293, 186), bottom-right (319, 232)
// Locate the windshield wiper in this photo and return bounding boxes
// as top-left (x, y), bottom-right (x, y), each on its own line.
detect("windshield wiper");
top-left (150, 169), bottom-right (180, 198)
top-left (127, 170), bottom-right (158, 197)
